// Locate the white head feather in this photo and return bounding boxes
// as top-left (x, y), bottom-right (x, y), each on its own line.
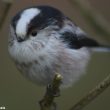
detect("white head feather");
top-left (16, 8), bottom-right (40, 37)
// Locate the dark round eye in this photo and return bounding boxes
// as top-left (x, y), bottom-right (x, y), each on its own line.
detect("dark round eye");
top-left (31, 30), bottom-right (37, 37)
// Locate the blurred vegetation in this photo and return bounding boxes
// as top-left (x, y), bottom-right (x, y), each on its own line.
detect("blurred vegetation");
top-left (0, 0), bottom-right (110, 110)
top-left (70, 0), bottom-right (110, 42)
top-left (0, 0), bottom-right (12, 29)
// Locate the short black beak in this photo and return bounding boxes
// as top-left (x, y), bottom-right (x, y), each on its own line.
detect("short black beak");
top-left (17, 37), bottom-right (24, 42)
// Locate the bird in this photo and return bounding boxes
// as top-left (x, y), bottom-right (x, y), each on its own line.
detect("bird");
top-left (8, 5), bottom-right (110, 88)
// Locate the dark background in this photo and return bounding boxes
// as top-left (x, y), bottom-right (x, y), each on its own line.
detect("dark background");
top-left (0, 0), bottom-right (110, 110)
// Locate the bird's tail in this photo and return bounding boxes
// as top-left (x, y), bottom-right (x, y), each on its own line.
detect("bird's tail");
top-left (91, 46), bottom-right (110, 52)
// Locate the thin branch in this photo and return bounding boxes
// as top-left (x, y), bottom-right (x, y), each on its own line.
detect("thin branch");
top-left (0, 1), bottom-right (13, 30)
top-left (69, 0), bottom-right (110, 41)
top-left (69, 74), bottom-right (110, 110)
top-left (39, 73), bottom-right (62, 110)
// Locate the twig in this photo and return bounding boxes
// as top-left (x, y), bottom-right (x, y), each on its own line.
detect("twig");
top-left (69, 0), bottom-right (110, 41)
top-left (69, 74), bottom-right (110, 110)
top-left (39, 73), bottom-right (62, 110)
top-left (0, 1), bottom-right (13, 30)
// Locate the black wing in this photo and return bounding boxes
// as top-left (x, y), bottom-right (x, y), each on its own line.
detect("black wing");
top-left (60, 31), bottom-right (99, 49)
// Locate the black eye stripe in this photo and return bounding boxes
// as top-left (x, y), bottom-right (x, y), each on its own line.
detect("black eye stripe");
top-left (27, 6), bottom-right (64, 35)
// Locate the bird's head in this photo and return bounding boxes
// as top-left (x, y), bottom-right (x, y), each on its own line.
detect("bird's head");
top-left (10, 6), bottom-right (65, 44)
top-left (8, 6), bottom-right (71, 62)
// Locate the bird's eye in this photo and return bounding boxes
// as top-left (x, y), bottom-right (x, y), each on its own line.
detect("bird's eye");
top-left (31, 30), bottom-right (37, 37)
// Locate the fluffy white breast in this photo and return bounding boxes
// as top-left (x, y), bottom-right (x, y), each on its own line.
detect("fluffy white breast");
top-left (16, 8), bottom-right (40, 37)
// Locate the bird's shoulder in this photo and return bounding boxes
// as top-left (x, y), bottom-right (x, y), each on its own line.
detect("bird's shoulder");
top-left (60, 21), bottom-right (99, 49)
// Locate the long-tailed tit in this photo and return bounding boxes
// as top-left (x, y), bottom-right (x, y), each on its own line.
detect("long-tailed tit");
top-left (8, 6), bottom-right (110, 87)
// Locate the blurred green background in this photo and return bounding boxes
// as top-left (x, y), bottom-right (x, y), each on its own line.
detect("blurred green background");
top-left (0, 0), bottom-right (110, 110)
